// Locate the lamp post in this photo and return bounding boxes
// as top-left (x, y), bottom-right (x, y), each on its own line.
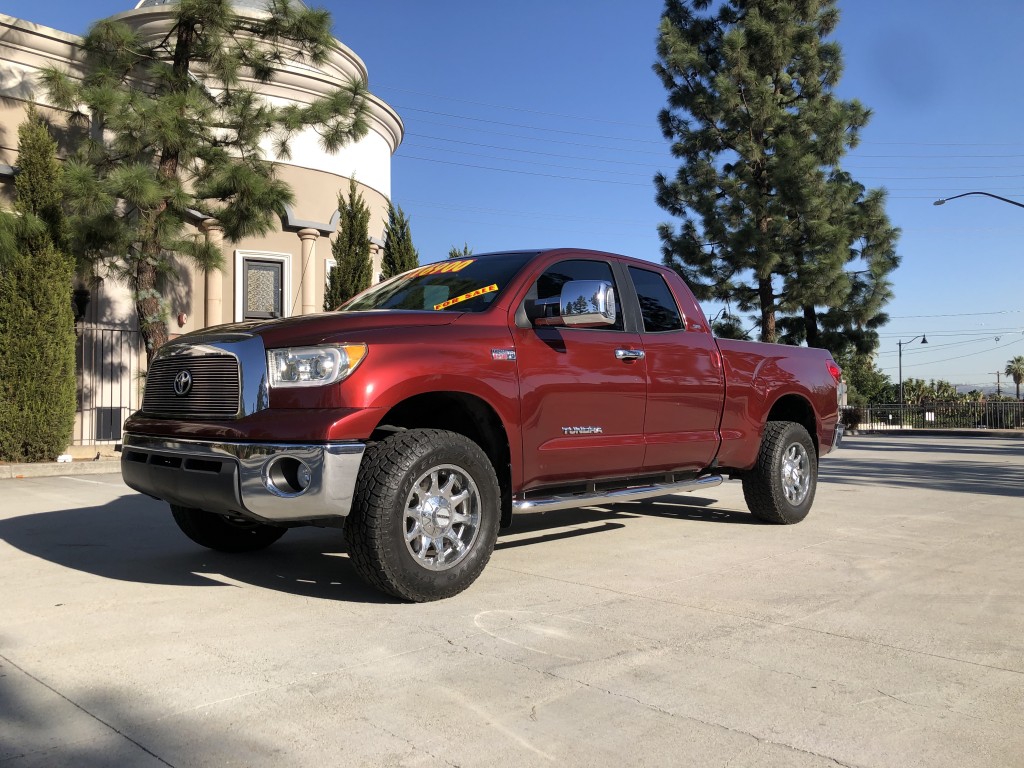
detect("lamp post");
top-left (898, 335), bottom-right (928, 406)
top-left (933, 191), bottom-right (1024, 209)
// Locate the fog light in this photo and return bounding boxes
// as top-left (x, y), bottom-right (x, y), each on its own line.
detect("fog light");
top-left (297, 462), bottom-right (312, 490)
top-left (265, 457), bottom-right (312, 496)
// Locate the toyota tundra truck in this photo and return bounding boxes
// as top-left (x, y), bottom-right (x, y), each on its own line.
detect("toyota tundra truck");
top-left (121, 248), bottom-right (843, 601)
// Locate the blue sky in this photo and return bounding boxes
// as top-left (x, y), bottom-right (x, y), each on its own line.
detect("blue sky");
top-left (5, 0), bottom-right (1024, 391)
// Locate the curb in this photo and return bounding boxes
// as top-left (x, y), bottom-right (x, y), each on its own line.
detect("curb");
top-left (0, 458), bottom-right (122, 480)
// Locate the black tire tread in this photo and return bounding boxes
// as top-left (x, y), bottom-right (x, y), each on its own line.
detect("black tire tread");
top-left (344, 429), bottom-right (498, 602)
top-left (741, 421), bottom-right (816, 525)
top-left (170, 505), bottom-right (286, 552)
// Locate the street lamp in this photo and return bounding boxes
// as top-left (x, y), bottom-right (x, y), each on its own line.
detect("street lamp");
top-left (933, 191), bottom-right (1024, 210)
top-left (898, 335), bottom-right (928, 405)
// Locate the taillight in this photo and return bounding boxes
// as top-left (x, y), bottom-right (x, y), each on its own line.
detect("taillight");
top-left (827, 361), bottom-right (842, 383)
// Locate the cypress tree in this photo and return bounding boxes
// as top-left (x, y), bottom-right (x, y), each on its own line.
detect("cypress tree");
top-left (0, 109), bottom-right (77, 462)
top-left (448, 243), bottom-right (473, 260)
top-left (654, 0), bottom-right (898, 349)
top-left (380, 201), bottom-right (419, 279)
top-left (325, 177), bottom-right (371, 309)
top-left (40, 0), bottom-right (370, 362)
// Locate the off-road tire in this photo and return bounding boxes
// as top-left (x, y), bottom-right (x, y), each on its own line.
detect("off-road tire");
top-left (742, 421), bottom-right (817, 525)
top-left (344, 429), bottom-right (500, 602)
top-left (170, 505), bottom-right (287, 552)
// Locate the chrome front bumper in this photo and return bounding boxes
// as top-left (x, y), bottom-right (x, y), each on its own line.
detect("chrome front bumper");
top-left (121, 434), bottom-right (365, 523)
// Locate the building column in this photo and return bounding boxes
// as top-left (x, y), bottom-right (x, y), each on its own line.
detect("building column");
top-left (369, 240), bottom-right (384, 285)
top-left (299, 228), bottom-right (320, 315)
top-left (201, 219), bottom-right (225, 328)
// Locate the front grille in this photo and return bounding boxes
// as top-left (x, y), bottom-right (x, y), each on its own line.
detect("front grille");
top-left (143, 354), bottom-right (241, 418)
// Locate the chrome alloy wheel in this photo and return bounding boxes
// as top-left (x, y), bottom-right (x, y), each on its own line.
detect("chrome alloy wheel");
top-left (404, 464), bottom-right (482, 571)
top-left (780, 442), bottom-right (811, 506)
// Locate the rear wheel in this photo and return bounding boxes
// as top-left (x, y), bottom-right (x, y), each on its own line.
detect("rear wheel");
top-left (742, 421), bottom-right (817, 524)
top-left (344, 429), bottom-right (500, 602)
top-left (170, 505), bottom-right (287, 552)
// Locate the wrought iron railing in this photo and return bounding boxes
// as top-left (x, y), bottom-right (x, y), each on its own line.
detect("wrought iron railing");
top-left (73, 325), bottom-right (143, 446)
top-left (841, 401), bottom-right (1024, 431)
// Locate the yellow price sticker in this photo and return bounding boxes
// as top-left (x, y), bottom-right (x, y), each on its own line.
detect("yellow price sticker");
top-left (410, 259), bottom-right (474, 278)
top-left (433, 284), bottom-right (499, 311)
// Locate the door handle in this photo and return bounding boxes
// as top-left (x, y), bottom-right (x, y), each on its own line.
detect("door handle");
top-left (615, 349), bottom-right (645, 361)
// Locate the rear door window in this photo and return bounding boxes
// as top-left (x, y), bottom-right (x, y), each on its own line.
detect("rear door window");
top-left (628, 267), bottom-right (684, 333)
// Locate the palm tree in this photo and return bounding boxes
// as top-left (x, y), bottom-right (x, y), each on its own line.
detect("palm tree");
top-left (1006, 356), bottom-right (1024, 400)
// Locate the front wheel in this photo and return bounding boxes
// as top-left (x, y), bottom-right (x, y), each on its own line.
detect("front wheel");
top-left (344, 429), bottom-right (500, 602)
top-left (170, 505), bottom-right (287, 552)
top-left (742, 421), bottom-right (818, 524)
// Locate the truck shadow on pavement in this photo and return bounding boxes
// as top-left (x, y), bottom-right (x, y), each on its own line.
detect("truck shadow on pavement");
top-left (496, 495), bottom-right (759, 551)
top-left (0, 494), bottom-right (758, 604)
top-left (0, 496), bottom-right (393, 603)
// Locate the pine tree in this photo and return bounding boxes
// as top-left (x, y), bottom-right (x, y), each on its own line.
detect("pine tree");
top-left (654, 0), bottom-right (898, 350)
top-left (381, 201), bottom-right (419, 279)
top-left (778, 174), bottom-right (900, 356)
top-left (40, 0), bottom-right (369, 362)
top-left (0, 109), bottom-right (77, 462)
top-left (325, 178), bottom-right (372, 309)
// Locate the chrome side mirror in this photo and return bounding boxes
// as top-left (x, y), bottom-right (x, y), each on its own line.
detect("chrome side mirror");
top-left (559, 280), bottom-right (617, 328)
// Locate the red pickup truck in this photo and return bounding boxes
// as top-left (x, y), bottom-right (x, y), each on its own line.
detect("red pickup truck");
top-left (122, 248), bottom-right (843, 601)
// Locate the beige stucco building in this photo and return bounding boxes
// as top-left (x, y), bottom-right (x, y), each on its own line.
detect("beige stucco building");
top-left (0, 1), bottom-right (403, 450)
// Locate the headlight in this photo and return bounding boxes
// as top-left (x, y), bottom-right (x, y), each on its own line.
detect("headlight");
top-left (267, 344), bottom-right (367, 388)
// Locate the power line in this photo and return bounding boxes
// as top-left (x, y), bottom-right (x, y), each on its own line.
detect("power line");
top-left (886, 309), bottom-right (1022, 320)
top-left (398, 105), bottom-right (663, 144)
top-left (403, 142), bottom-right (655, 178)
top-left (377, 83), bottom-right (655, 129)
top-left (404, 199), bottom-right (656, 226)
top-left (408, 135), bottom-right (663, 168)
top-left (398, 154), bottom-right (650, 186)
top-left (406, 118), bottom-right (671, 156)
top-left (879, 336), bottom-right (1024, 371)
top-left (381, 83), bottom-right (1024, 152)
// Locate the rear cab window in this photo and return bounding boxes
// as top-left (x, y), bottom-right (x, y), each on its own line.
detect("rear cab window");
top-left (628, 266), bottom-right (685, 333)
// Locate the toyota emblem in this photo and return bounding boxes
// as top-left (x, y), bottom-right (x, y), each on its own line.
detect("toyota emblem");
top-left (173, 370), bottom-right (193, 396)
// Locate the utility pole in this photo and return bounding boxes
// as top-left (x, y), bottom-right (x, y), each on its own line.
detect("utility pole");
top-left (992, 371), bottom-right (1003, 396)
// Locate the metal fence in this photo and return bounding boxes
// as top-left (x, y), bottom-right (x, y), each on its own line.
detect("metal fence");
top-left (73, 324), bottom-right (143, 446)
top-left (842, 401), bottom-right (1024, 431)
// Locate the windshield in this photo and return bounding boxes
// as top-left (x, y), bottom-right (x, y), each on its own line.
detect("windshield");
top-left (341, 251), bottom-right (537, 313)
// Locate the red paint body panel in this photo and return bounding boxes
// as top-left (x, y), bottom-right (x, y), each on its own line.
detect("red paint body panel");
top-left (125, 248), bottom-right (841, 499)
top-left (513, 324), bottom-right (647, 489)
top-left (713, 338), bottom-right (841, 469)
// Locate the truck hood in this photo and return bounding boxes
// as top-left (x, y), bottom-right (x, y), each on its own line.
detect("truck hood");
top-left (185, 311), bottom-right (460, 348)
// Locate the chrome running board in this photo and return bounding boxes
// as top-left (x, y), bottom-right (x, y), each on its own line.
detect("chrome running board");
top-left (512, 474), bottom-right (724, 514)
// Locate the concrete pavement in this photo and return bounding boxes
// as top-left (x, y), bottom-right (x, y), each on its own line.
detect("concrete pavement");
top-left (1, 435), bottom-right (1022, 767)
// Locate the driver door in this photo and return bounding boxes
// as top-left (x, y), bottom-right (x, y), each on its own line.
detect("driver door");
top-left (511, 258), bottom-right (647, 491)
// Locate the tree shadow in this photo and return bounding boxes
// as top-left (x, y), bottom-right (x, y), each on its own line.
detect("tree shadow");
top-left (820, 450), bottom-right (1024, 497)
top-left (840, 435), bottom-right (1024, 459)
top-left (0, 649), bottom-right (310, 766)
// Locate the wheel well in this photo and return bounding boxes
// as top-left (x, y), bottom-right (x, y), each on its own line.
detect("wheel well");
top-left (766, 395), bottom-right (819, 455)
top-left (372, 392), bottom-right (514, 527)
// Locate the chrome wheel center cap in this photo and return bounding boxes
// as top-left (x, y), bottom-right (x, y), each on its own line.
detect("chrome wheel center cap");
top-left (421, 497), bottom-right (452, 537)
